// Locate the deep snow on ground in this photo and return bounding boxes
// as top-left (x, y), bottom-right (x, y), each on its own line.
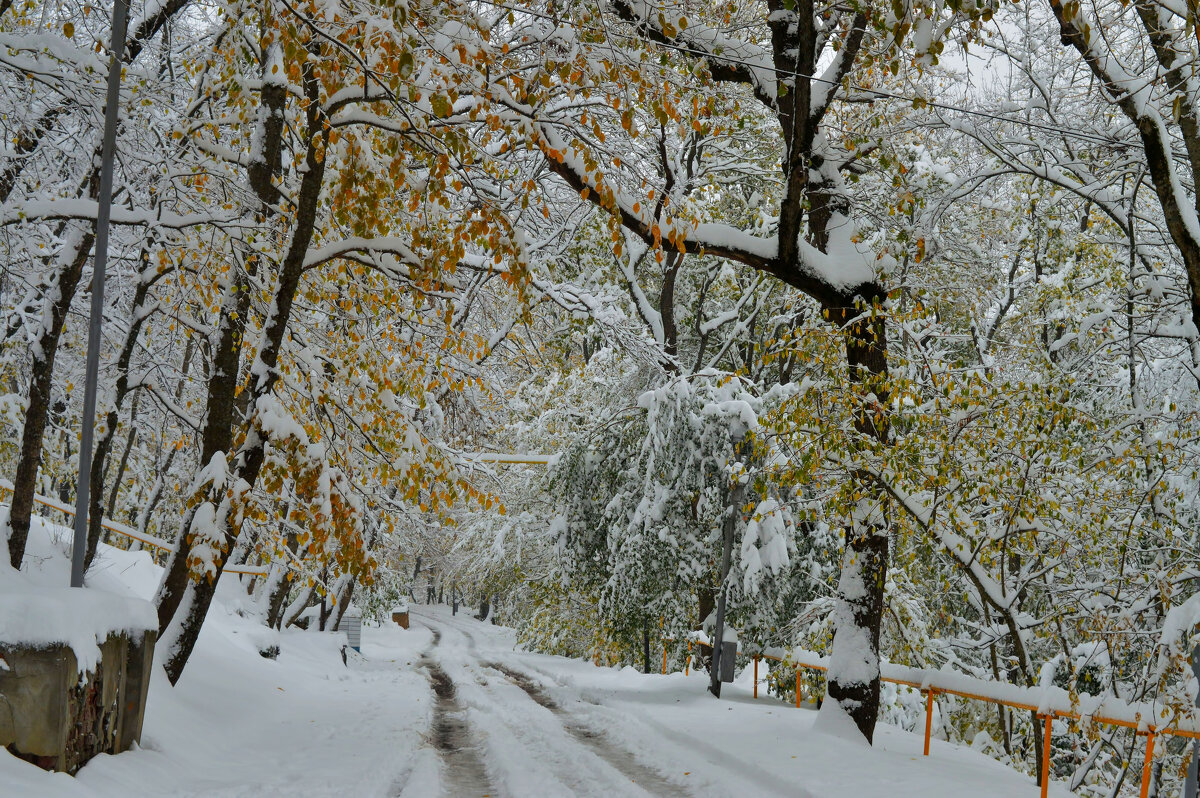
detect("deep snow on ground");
top-left (1, 525), bottom-right (1070, 796)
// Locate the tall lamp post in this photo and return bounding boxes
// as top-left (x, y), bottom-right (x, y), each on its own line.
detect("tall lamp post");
top-left (709, 429), bottom-right (747, 699)
top-left (1185, 645), bottom-right (1200, 797)
top-left (70, 0), bottom-right (128, 588)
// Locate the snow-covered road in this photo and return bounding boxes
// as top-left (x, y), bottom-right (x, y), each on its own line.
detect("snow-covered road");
top-left (407, 607), bottom-right (686, 797)
top-left (2, 544), bottom-right (1071, 798)
top-left (398, 605), bottom-right (1069, 798)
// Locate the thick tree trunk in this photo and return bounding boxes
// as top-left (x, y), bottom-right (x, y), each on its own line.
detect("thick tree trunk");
top-left (153, 257), bottom-right (255, 632)
top-left (823, 303), bottom-right (890, 743)
top-left (826, 525), bottom-right (888, 736)
top-left (264, 566), bottom-right (292, 629)
top-left (158, 48), bottom-right (326, 684)
top-left (8, 226), bottom-right (94, 568)
top-left (154, 45), bottom-right (286, 638)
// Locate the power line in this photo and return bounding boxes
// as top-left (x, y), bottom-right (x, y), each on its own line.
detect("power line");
top-left (472, 0), bottom-right (1130, 148)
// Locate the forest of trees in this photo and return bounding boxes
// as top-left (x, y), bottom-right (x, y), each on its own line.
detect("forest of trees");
top-left (4, 0), bottom-right (1200, 793)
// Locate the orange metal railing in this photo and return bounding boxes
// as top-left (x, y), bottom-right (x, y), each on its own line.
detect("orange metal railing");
top-left (658, 634), bottom-right (1196, 798)
top-left (745, 649), bottom-right (1197, 798)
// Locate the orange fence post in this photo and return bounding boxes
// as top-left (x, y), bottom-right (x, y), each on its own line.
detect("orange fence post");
top-left (795, 669), bottom-right (801, 708)
top-left (1040, 714), bottom-right (1053, 798)
top-left (660, 617), bottom-right (666, 674)
top-left (753, 656), bottom-right (759, 699)
top-left (1140, 730), bottom-right (1156, 798)
top-left (923, 689), bottom-right (935, 756)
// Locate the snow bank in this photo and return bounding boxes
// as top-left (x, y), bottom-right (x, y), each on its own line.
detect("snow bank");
top-left (1, 513), bottom-right (435, 797)
top-left (0, 510), bottom-right (156, 672)
top-left (812, 697), bottom-right (870, 746)
top-left (0, 580), bottom-right (156, 672)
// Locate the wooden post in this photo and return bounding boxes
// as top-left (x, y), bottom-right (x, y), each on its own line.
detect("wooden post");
top-left (1141, 729), bottom-right (1156, 798)
top-left (1040, 713), bottom-right (1053, 798)
top-left (795, 669), bottom-right (801, 708)
top-left (923, 689), bottom-right (935, 756)
top-left (753, 656), bottom-right (758, 699)
top-left (686, 641), bottom-right (691, 676)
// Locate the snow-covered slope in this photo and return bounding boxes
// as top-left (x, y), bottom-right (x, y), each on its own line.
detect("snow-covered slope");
top-left (0, 520), bottom-right (432, 797)
top-left (2, 521), bottom-right (1068, 796)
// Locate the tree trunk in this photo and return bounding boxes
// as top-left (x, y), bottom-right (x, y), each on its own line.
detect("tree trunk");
top-left (282, 583), bottom-right (316, 629)
top-left (158, 47), bottom-right (327, 684)
top-left (3, 0), bottom-right (192, 569)
top-left (822, 303), bottom-right (890, 743)
top-left (696, 585), bottom-right (714, 670)
top-left (263, 565), bottom-right (292, 629)
top-left (264, 526), bottom-right (298, 629)
top-left (154, 40), bottom-right (287, 639)
top-left (643, 619), bottom-right (651, 674)
top-left (317, 565), bottom-right (332, 631)
top-left (104, 392), bottom-right (138, 520)
top-left (85, 257), bottom-right (161, 569)
top-left (330, 576), bottom-right (356, 631)
top-left (8, 226), bottom-right (94, 568)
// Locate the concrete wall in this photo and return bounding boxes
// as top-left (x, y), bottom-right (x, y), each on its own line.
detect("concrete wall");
top-left (0, 629), bottom-right (156, 774)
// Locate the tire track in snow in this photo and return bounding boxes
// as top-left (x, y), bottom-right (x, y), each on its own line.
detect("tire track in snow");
top-left (483, 661), bottom-right (688, 798)
top-left (498, 656), bottom-right (804, 797)
top-left (418, 609), bottom-right (691, 796)
top-left (421, 607), bottom-right (479, 653)
top-left (417, 610), bottom-right (664, 796)
top-left (415, 626), bottom-right (496, 798)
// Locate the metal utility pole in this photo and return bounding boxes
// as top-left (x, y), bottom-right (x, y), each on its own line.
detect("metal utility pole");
top-left (709, 433), bottom-right (747, 698)
top-left (1185, 645), bottom-right (1200, 797)
top-left (71, 0), bottom-right (129, 588)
